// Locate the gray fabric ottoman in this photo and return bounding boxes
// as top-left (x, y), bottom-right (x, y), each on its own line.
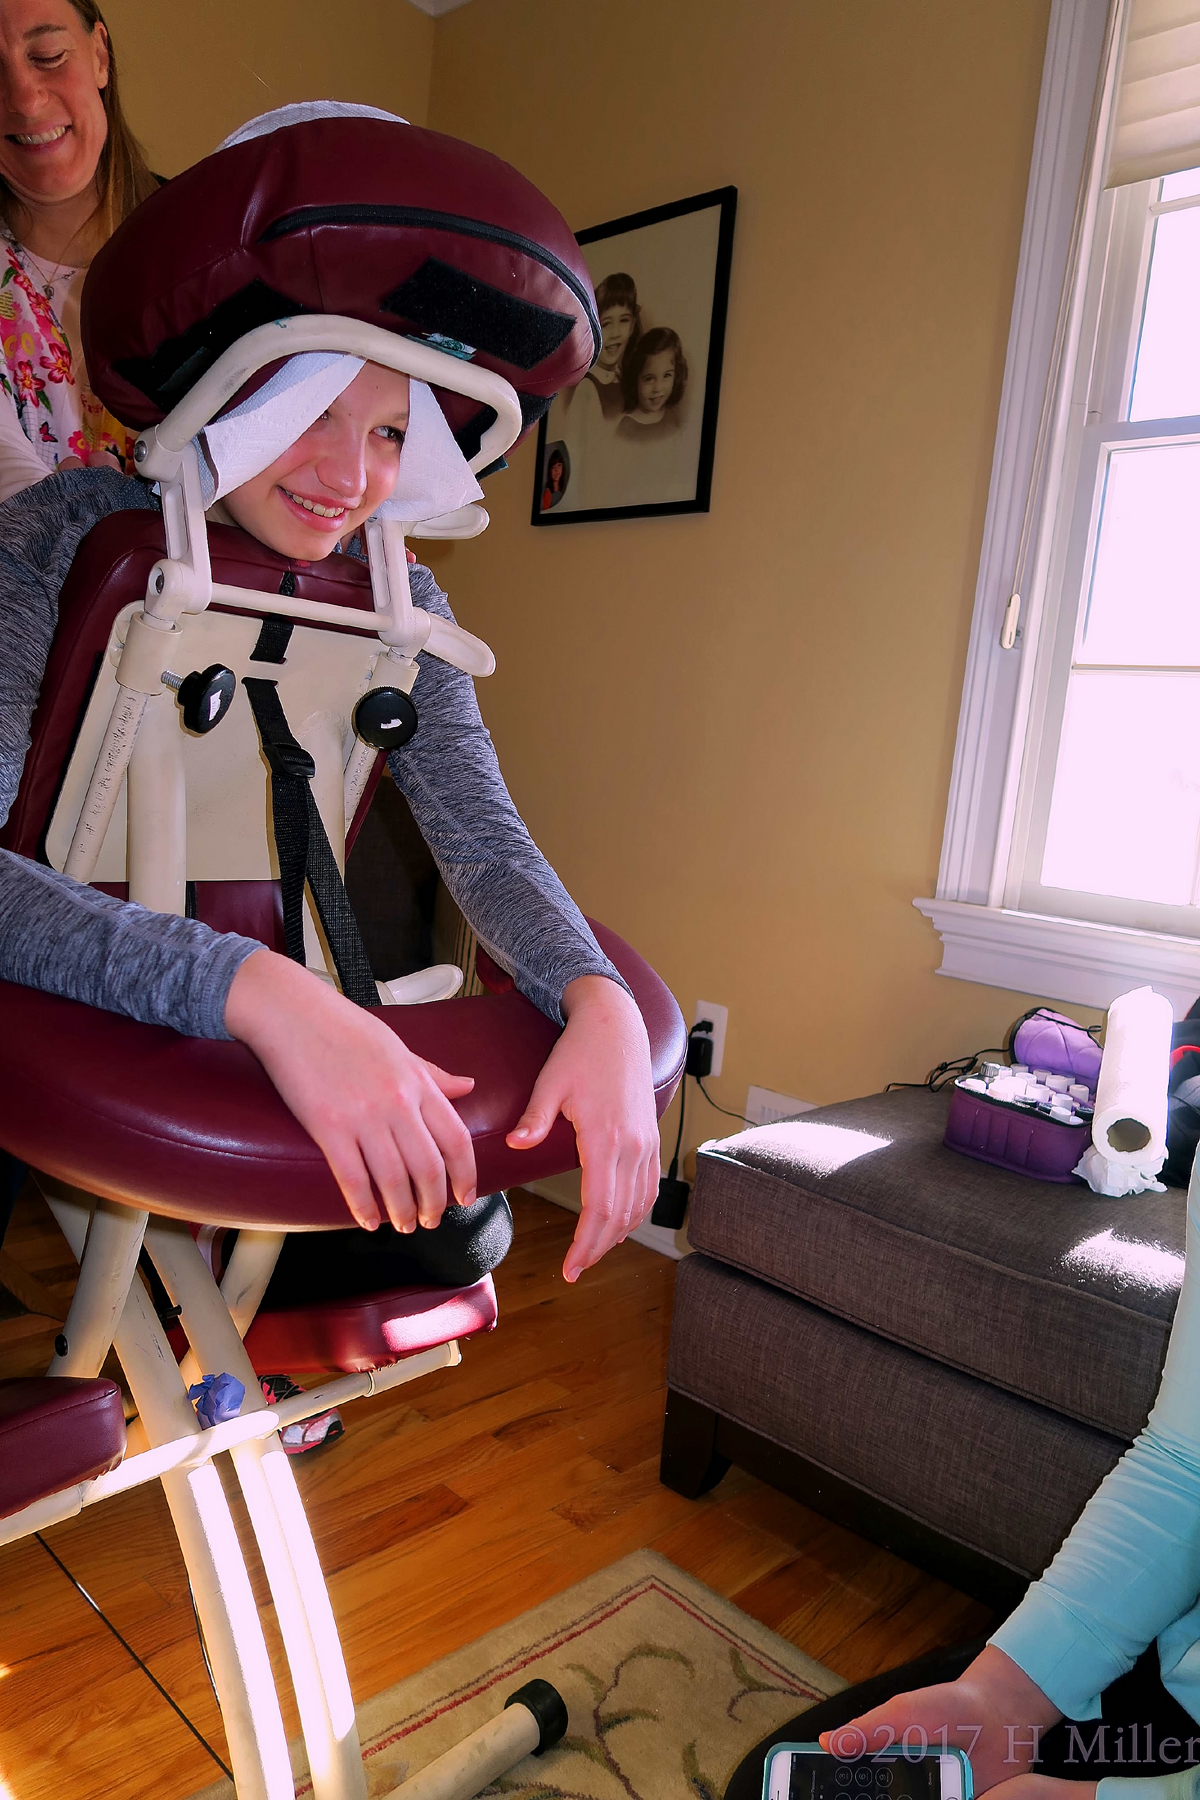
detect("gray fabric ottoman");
top-left (661, 1088), bottom-right (1186, 1608)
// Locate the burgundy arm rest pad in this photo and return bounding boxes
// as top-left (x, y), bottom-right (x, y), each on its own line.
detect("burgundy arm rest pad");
top-left (0, 1377), bottom-right (126, 1519)
top-left (0, 924), bottom-right (684, 1230)
top-left (243, 1275), bottom-right (497, 1375)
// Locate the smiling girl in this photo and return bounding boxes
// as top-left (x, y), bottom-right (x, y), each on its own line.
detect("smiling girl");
top-left (214, 363), bottom-right (413, 554)
top-left (616, 326), bottom-right (687, 438)
top-left (581, 271), bottom-right (641, 423)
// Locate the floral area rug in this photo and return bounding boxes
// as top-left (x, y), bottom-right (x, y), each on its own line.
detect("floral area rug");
top-left (192, 1549), bottom-right (843, 1800)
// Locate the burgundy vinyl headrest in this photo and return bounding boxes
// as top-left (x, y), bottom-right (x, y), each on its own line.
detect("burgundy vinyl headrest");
top-left (82, 118), bottom-right (599, 456)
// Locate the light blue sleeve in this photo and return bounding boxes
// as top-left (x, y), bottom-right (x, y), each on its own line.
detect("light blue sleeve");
top-left (1097, 1775), bottom-right (1200, 1800)
top-left (990, 1169), bottom-right (1200, 1721)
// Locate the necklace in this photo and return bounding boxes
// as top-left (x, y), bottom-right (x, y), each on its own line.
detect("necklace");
top-left (3, 232), bottom-right (74, 299)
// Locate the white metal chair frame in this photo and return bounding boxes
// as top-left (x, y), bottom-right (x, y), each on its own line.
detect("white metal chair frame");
top-left (65, 317), bottom-right (516, 905)
top-left (2, 324), bottom-right (553, 1800)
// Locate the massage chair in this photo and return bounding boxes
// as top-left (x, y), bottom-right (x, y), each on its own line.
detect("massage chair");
top-left (0, 111), bottom-right (686, 1800)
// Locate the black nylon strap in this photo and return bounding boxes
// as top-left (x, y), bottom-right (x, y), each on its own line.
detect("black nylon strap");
top-left (250, 616), bottom-right (294, 663)
top-left (243, 677), bottom-right (380, 1008)
top-left (301, 788), bottom-right (381, 1003)
top-left (243, 677), bottom-right (316, 779)
top-left (267, 750), bottom-right (311, 965)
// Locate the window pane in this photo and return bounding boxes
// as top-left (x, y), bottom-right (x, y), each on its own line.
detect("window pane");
top-left (1041, 671), bottom-right (1200, 905)
top-left (1081, 442), bottom-right (1200, 664)
top-left (1130, 205), bottom-right (1200, 419)
top-left (1160, 167), bottom-right (1200, 202)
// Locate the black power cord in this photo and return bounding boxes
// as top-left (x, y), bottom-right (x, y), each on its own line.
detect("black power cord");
top-left (886, 1009), bottom-right (1103, 1098)
top-left (36, 1533), bottom-right (233, 1780)
top-left (652, 1072), bottom-right (689, 1226)
top-left (652, 1024), bottom-right (753, 1227)
top-left (694, 1078), bottom-right (751, 1125)
top-left (886, 1047), bottom-right (1009, 1094)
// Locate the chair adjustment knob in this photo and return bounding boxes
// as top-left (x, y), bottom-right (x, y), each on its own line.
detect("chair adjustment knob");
top-left (354, 686), bottom-right (419, 750)
top-left (164, 664), bottom-right (237, 734)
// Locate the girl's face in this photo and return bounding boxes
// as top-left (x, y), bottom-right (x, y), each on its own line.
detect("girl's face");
top-left (223, 365), bottom-right (410, 561)
top-left (599, 304), bottom-right (635, 368)
top-left (0, 0), bottom-right (110, 210)
top-left (637, 350), bottom-right (675, 415)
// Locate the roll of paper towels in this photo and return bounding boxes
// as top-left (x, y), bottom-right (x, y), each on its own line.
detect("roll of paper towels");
top-left (1091, 986), bottom-right (1172, 1171)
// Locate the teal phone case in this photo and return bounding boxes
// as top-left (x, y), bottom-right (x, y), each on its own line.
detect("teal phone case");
top-left (761, 1743), bottom-right (974, 1800)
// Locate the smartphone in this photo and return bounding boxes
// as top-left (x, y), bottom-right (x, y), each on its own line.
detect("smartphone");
top-left (765, 1744), bottom-right (971, 1800)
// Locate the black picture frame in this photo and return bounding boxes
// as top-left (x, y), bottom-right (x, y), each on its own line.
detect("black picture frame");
top-left (531, 186), bottom-right (737, 527)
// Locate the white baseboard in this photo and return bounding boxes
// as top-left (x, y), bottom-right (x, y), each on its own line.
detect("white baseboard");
top-left (521, 1171), bottom-right (690, 1261)
top-left (626, 1220), bottom-right (690, 1260)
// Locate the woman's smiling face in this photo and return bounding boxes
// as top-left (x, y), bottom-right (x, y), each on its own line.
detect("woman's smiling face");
top-left (222, 365), bottom-right (411, 560)
top-left (0, 0), bottom-right (110, 211)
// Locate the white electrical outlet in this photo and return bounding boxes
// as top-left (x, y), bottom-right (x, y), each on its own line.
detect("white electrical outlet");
top-left (693, 1000), bottom-right (728, 1078)
top-left (745, 1085), bottom-right (817, 1127)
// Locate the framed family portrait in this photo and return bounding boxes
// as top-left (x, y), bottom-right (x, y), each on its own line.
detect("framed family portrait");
top-left (531, 186), bottom-right (737, 526)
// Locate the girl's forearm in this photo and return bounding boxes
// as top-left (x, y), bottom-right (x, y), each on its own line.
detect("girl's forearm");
top-left (0, 848), bottom-right (259, 1038)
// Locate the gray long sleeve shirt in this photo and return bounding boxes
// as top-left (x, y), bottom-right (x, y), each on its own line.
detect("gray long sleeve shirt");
top-left (0, 468), bottom-right (621, 1038)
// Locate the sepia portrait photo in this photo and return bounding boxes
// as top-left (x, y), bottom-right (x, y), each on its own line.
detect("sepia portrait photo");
top-left (531, 187), bottom-right (736, 526)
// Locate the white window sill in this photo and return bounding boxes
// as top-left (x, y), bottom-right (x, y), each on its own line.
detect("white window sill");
top-left (913, 897), bottom-right (1200, 1017)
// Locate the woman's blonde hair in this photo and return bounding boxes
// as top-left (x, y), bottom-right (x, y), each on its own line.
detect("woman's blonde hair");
top-left (0, 2), bottom-right (158, 244)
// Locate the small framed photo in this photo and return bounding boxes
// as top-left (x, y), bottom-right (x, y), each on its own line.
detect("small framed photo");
top-left (532, 186), bottom-right (737, 526)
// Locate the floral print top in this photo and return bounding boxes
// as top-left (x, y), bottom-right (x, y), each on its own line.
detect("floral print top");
top-left (0, 237), bottom-right (135, 472)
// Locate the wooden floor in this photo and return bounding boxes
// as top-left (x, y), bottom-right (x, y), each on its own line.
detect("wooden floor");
top-left (0, 1188), bottom-right (990, 1800)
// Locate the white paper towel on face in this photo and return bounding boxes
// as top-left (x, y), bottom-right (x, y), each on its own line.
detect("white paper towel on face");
top-left (195, 357), bottom-right (484, 523)
top-left (197, 353), bottom-right (361, 504)
top-left (1091, 986), bottom-right (1172, 1170)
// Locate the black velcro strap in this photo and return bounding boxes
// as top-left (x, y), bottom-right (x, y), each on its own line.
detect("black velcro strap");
top-left (250, 617), bottom-right (294, 664)
top-left (382, 257), bottom-right (575, 370)
top-left (243, 678), bottom-right (379, 1008)
top-left (114, 279), bottom-right (307, 410)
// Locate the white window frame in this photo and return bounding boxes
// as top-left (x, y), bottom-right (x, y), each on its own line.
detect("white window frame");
top-left (915, 0), bottom-right (1200, 1016)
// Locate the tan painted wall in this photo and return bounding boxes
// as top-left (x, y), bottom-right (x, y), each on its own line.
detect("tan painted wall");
top-left (101, 0), bottom-right (435, 173)
top-left (418, 0), bottom-right (1101, 1156)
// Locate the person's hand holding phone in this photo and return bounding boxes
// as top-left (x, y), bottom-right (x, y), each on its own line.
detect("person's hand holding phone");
top-left (767, 1742), bottom-right (971, 1800)
top-left (819, 1647), bottom-right (1064, 1796)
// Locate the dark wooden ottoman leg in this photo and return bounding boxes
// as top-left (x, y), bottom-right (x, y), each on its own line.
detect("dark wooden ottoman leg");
top-left (660, 1388), bottom-right (732, 1497)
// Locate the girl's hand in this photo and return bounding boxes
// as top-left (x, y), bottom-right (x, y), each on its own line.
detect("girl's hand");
top-left (224, 949), bottom-right (477, 1232)
top-left (820, 1647), bottom-right (1063, 1796)
top-left (505, 974), bottom-right (659, 1282)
